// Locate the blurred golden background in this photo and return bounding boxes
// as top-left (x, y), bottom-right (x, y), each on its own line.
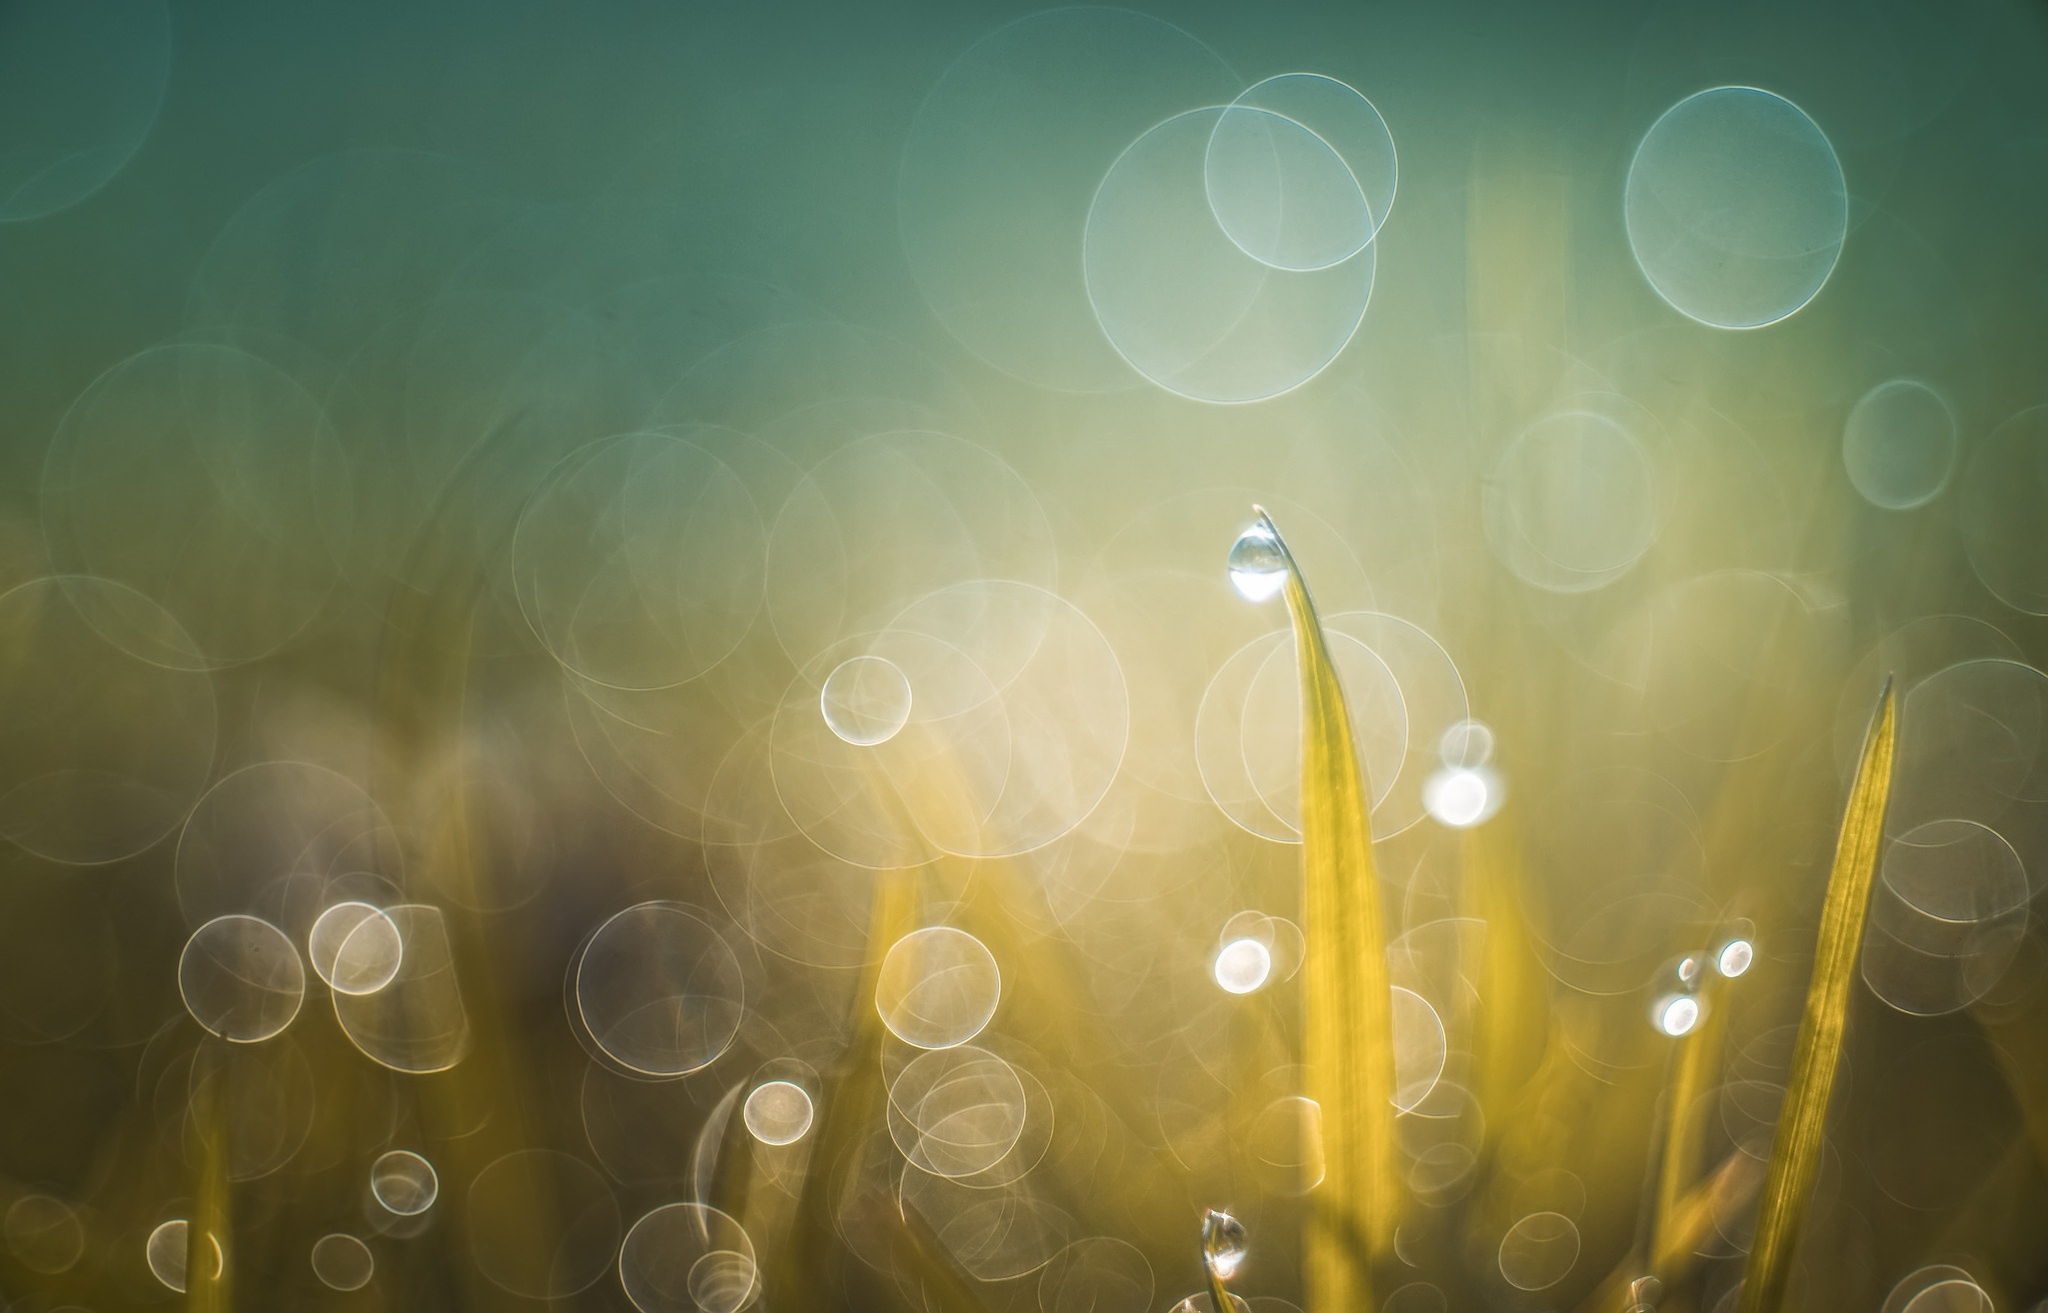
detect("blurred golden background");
top-left (0, 0), bottom-right (2045, 1310)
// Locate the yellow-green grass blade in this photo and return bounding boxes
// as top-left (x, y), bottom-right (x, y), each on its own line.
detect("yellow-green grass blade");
top-left (1263, 508), bottom-right (1399, 1312)
top-left (188, 1050), bottom-right (231, 1313)
top-left (1737, 680), bottom-right (1895, 1313)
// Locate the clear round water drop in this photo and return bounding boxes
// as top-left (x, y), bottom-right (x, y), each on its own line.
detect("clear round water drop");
top-left (1424, 766), bottom-right (1500, 829)
top-left (1227, 523), bottom-right (1288, 602)
top-left (1717, 939), bottom-right (1754, 978)
top-left (1213, 938), bottom-right (1272, 994)
top-left (820, 654), bottom-right (912, 746)
top-left (1201, 1209), bottom-right (1248, 1280)
top-left (1653, 994), bottom-right (1701, 1037)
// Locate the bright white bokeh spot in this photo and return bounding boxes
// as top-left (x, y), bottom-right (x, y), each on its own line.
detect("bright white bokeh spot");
top-left (885, 1044), bottom-right (1028, 1177)
top-left (1655, 994), bottom-right (1701, 1037)
top-left (742, 1080), bottom-right (815, 1146)
top-left (308, 902), bottom-right (403, 996)
top-left (1424, 766), bottom-right (1500, 829)
top-left (618, 1202), bottom-right (756, 1313)
top-left (1228, 523), bottom-right (1288, 601)
top-left (1213, 937), bottom-right (1273, 994)
top-left (178, 914), bottom-right (306, 1042)
top-left (1625, 86), bottom-right (1847, 330)
top-left (370, 1149), bottom-right (439, 1216)
top-left (575, 902), bottom-right (744, 1077)
top-left (1717, 939), bottom-right (1754, 978)
top-left (820, 654), bottom-right (912, 746)
top-left (1085, 105), bottom-right (1376, 403)
top-left (1212, 73), bottom-right (1397, 268)
top-left (875, 926), bottom-right (1001, 1049)
top-left (1205, 105), bottom-right (1372, 273)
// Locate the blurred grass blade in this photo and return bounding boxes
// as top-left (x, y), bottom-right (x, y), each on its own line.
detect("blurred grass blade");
top-left (1650, 966), bottom-right (1729, 1274)
top-left (768, 868), bottom-right (915, 1310)
top-left (1738, 679), bottom-right (1895, 1313)
top-left (1262, 507), bottom-right (1399, 1311)
top-left (189, 1049), bottom-right (231, 1313)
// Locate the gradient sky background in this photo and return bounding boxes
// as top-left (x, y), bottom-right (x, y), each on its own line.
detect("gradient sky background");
top-left (1, 1), bottom-right (2046, 1310)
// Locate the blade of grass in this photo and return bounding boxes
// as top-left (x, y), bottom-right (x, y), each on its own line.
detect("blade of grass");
top-left (767, 866), bottom-right (922, 1311)
top-left (1649, 965), bottom-right (1728, 1275)
top-left (1737, 679), bottom-right (1894, 1313)
top-left (1261, 508), bottom-right (1399, 1312)
top-left (189, 1048), bottom-right (230, 1313)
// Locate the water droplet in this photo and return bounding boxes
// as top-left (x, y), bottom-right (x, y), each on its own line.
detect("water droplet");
top-left (1201, 1209), bottom-right (1248, 1280)
top-left (1424, 766), bottom-right (1500, 828)
top-left (1212, 938), bottom-right (1272, 994)
top-left (1716, 939), bottom-right (1754, 978)
top-left (1653, 994), bottom-right (1701, 1036)
top-left (1227, 523), bottom-right (1287, 601)
top-left (820, 654), bottom-right (912, 746)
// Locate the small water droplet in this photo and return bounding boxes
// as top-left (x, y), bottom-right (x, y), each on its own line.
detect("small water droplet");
top-left (1213, 938), bottom-right (1272, 994)
top-left (1424, 765), bottom-right (1500, 828)
top-left (1716, 939), bottom-right (1754, 978)
top-left (1228, 523), bottom-right (1288, 601)
top-left (1201, 1209), bottom-right (1248, 1280)
top-left (1653, 994), bottom-right (1700, 1036)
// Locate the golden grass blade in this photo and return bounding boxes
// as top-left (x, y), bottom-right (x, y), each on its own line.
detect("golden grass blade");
top-left (188, 1050), bottom-right (231, 1313)
top-left (1261, 508), bottom-right (1399, 1312)
top-left (767, 867), bottom-right (924, 1310)
top-left (1649, 965), bottom-right (1729, 1275)
top-left (1737, 680), bottom-right (1895, 1313)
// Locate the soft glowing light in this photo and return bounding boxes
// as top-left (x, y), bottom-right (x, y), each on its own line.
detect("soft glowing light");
top-left (875, 926), bottom-right (1001, 1049)
top-left (310, 1233), bottom-right (375, 1292)
top-left (308, 901), bottom-right (403, 996)
top-left (1438, 718), bottom-right (1495, 768)
top-left (820, 654), bottom-right (912, 746)
top-left (1676, 956), bottom-right (1702, 989)
top-left (1716, 939), bottom-right (1754, 978)
top-left (742, 1080), bottom-right (815, 1145)
top-left (1424, 765), bottom-right (1500, 829)
top-left (1201, 1209), bottom-right (1248, 1280)
top-left (370, 1150), bottom-right (439, 1216)
top-left (1213, 937), bottom-right (1273, 994)
top-left (145, 1220), bottom-right (222, 1294)
top-left (1654, 994), bottom-right (1701, 1037)
top-left (1227, 523), bottom-right (1287, 601)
